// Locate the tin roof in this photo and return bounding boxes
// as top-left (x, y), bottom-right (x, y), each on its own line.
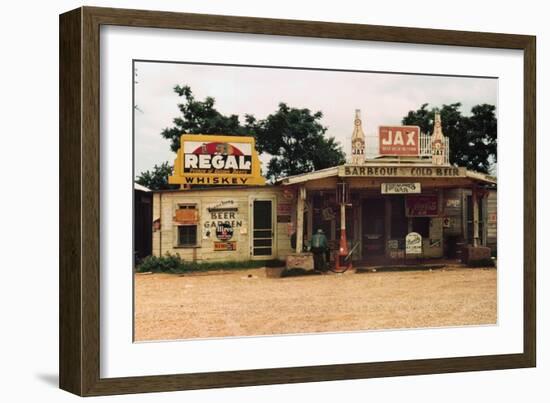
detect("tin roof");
top-left (277, 163), bottom-right (497, 186)
top-left (134, 183), bottom-right (151, 192)
top-left (151, 184), bottom-right (278, 194)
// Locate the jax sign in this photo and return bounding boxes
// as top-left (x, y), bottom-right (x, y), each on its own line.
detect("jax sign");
top-left (169, 134), bottom-right (266, 187)
top-left (379, 125), bottom-right (420, 156)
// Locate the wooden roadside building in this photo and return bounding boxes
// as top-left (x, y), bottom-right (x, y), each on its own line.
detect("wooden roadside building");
top-left (151, 135), bottom-right (294, 263)
top-left (149, 111), bottom-right (496, 265)
top-left (134, 183), bottom-right (153, 263)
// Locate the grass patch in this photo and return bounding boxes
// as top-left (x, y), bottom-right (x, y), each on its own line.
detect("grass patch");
top-left (136, 253), bottom-right (285, 274)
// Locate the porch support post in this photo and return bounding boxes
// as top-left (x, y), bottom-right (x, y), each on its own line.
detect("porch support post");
top-left (472, 185), bottom-right (480, 247)
top-left (481, 191), bottom-right (488, 246)
top-left (296, 186), bottom-right (306, 252)
top-left (385, 197), bottom-right (391, 257)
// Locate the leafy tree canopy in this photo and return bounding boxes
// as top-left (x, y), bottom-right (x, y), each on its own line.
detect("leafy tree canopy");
top-left (136, 161), bottom-right (178, 191)
top-left (246, 103), bottom-right (346, 181)
top-left (161, 85), bottom-right (248, 152)
top-left (159, 86), bottom-right (345, 182)
top-left (402, 103), bottom-right (497, 173)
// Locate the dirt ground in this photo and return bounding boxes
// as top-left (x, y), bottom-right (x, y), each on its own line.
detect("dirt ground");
top-left (134, 267), bottom-right (497, 341)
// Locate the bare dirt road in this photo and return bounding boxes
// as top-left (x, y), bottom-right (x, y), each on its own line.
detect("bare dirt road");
top-left (134, 267), bottom-right (496, 341)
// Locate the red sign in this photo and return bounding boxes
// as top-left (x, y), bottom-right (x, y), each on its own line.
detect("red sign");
top-left (379, 126), bottom-right (420, 156)
top-left (277, 203), bottom-right (292, 216)
top-left (405, 195), bottom-right (438, 217)
top-left (214, 241), bottom-right (236, 251)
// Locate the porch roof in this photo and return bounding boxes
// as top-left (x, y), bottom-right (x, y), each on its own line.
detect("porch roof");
top-left (278, 163), bottom-right (497, 186)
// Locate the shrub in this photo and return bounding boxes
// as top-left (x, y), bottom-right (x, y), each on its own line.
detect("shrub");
top-left (468, 258), bottom-right (495, 268)
top-left (136, 253), bottom-right (184, 273)
top-left (136, 255), bottom-right (286, 273)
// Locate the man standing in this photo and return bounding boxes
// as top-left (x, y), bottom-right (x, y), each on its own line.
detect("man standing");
top-left (311, 228), bottom-right (329, 272)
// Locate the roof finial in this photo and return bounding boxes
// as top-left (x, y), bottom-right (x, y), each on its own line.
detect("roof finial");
top-left (351, 109), bottom-right (366, 164)
top-left (431, 111), bottom-right (446, 165)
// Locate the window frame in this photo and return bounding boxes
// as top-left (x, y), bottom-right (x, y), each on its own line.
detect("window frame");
top-left (173, 201), bottom-right (201, 248)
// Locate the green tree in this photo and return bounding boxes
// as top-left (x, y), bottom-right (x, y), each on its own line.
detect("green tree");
top-left (467, 104), bottom-right (498, 170)
top-left (159, 86), bottom-right (345, 181)
top-left (402, 103), bottom-right (497, 173)
top-left (246, 103), bottom-right (346, 181)
top-left (136, 162), bottom-right (178, 190)
top-left (161, 85), bottom-right (248, 152)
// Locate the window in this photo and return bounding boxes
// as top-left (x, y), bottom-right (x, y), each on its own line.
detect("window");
top-left (174, 203), bottom-right (199, 247)
top-left (178, 225), bottom-right (197, 247)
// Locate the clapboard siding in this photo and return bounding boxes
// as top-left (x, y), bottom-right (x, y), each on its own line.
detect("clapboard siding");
top-left (486, 189), bottom-right (497, 253)
top-left (152, 187), bottom-right (293, 262)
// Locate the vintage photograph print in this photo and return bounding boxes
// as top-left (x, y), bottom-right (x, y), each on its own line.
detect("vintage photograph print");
top-left (133, 61), bottom-right (497, 342)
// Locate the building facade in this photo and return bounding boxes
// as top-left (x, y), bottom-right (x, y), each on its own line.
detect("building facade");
top-left (152, 186), bottom-right (295, 262)
top-left (150, 112), bottom-right (496, 264)
top-left (279, 164), bottom-right (496, 263)
top-left (134, 183), bottom-right (153, 262)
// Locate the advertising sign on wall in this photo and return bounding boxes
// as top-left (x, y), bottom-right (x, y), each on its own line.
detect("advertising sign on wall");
top-left (213, 241), bottom-right (236, 251)
top-left (379, 126), bottom-right (420, 156)
top-left (277, 203), bottom-right (292, 216)
top-left (340, 165), bottom-right (464, 178)
top-left (174, 209), bottom-right (199, 224)
top-left (405, 232), bottom-right (422, 255)
top-left (405, 195), bottom-right (439, 217)
top-left (169, 135), bottom-right (266, 187)
top-left (277, 202), bottom-right (292, 223)
top-left (202, 200), bottom-right (244, 239)
top-left (216, 222), bottom-right (234, 241)
top-left (381, 182), bottom-right (421, 194)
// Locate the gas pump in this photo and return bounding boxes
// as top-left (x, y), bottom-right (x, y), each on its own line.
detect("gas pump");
top-left (335, 182), bottom-right (352, 272)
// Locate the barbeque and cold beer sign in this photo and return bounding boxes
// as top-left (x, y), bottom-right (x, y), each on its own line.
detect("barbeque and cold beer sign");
top-left (169, 134), bottom-right (266, 186)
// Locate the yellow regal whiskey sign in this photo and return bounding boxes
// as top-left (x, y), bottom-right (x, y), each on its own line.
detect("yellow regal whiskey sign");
top-left (168, 135), bottom-right (266, 187)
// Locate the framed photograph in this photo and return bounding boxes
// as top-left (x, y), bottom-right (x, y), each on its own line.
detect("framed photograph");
top-left (59, 6), bottom-right (536, 396)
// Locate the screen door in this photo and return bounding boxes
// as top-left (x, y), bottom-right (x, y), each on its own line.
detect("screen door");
top-left (252, 199), bottom-right (274, 257)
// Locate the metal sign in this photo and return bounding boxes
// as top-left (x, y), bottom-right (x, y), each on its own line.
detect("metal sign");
top-left (174, 209), bottom-right (198, 224)
top-left (405, 232), bottom-right (422, 255)
top-left (169, 135), bottom-right (266, 187)
top-left (215, 222), bottom-right (234, 241)
top-left (405, 195), bottom-right (439, 217)
top-left (213, 241), bottom-right (236, 251)
top-left (381, 183), bottom-right (421, 194)
top-left (379, 126), bottom-right (420, 156)
top-left (340, 165), bottom-right (464, 178)
top-left (277, 203), bottom-right (292, 216)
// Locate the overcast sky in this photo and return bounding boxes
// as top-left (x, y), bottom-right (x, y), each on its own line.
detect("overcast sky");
top-left (134, 61), bottom-right (497, 177)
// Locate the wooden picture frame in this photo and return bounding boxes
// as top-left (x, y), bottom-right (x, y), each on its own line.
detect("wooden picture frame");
top-left (59, 6), bottom-right (536, 396)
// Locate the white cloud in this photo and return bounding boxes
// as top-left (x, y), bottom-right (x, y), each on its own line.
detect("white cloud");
top-left (134, 61), bottom-right (497, 176)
